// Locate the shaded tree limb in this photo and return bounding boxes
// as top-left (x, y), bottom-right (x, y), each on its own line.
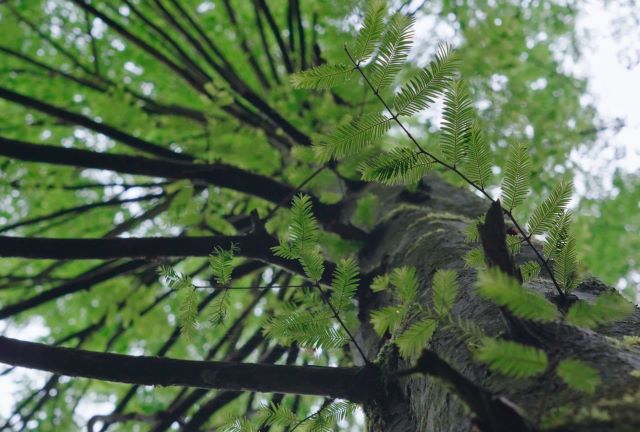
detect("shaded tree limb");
top-left (0, 336), bottom-right (378, 402)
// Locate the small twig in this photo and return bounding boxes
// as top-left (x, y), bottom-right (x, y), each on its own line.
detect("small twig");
top-left (262, 165), bottom-right (326, 222)
top-left (315, 283), bottom-right (370, 364)
top-left (289, 398), bottom-right (334, 432)
top-left (193, 283), bottom-right (310, 290)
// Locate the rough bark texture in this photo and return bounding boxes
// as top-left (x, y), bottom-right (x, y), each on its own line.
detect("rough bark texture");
top-left (349, 175), bottom-right (640, 432)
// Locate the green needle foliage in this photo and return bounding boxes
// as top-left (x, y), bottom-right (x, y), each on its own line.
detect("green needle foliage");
top-left (556, 359), bottom-right (601, 394)
top-left (351, 0), bottom-right (387, 63)
top-left (315, 112), bottom-right (393, 162)
top-left (566, 292), bottom-right (635, 328)
top-left (476, 268), bottom-right (558, 322)
top-left (477, 339), bottom-right (548, 378)
top-left (370, 14), bottom-right (415, 91)
top-left (501, 143), bottom-right (531, 211)
top-left (392, 44), bottom-right (459, 116)
top-left (432, 269), bottom-right (459, 318)
top-left (289, 63), bottom-right (354, 90)
top-left (370, 268), bottom-right (459, 360)
top-left (463, 122), bottom-right (492, 188)
top-left (178, 282), bottom-right (199, 339)
top-left (440, 80), bottom-right (473, 167)
top-left (360, 147), bottom-right (433, 185)
top-left (527, 179), bottom-right (573, 236)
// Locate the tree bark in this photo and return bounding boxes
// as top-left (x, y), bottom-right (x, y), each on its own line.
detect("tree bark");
top-left (351, 176), bottom-right (640, 432)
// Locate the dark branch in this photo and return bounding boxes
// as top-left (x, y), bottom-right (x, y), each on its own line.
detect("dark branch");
top-left (0, 336), bottom-right (375, 402)
top-left (0, 86), bottom-right (191, 161)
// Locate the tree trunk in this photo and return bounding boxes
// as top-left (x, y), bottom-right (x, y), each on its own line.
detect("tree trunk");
top-left (350, 176), bottom-right (640, 432)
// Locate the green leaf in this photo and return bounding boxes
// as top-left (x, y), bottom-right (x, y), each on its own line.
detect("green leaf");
top-left (209, 245), bottom-right (237, 286)
top-left (360, 147), bottom-right (433, 185)
top-left (432, 269), bottom-right (458, 317)
top-left (440, 80), bottom-right (473, 166)
top-left (258, 402), bottom-right (298, 427)
top-left (566, 292), bottom-right (635, 328)
top-left (396, 317), bottom-right (437, 360)
top-left (266, 310), bottom-right (347, 349)
top-left (464, 247), bottom-right (485, 269)
top-left (220, 416), bottom-right (258, 432)
top-left (371, 274), bottom-right (390, 292)
top-left (391, 266), bottom-right (419, 303)
top-left (289, 194), bottom-right (320, 248)
top-left (178, 283), bottom-right (198, 338)
top-left (370, 14), bottom-right (414, 90)
top-left (507, 235), bottom-right (522, 255)
top-left (477, 338), bottom-right (548, 378)
top-left (520, 261), bottom-right (541, 283)
top-left (527, 179), bottom-right (573, 235)
top-left (464, 122), bottom-right (492, 188)
top-left (476, 268), bottom-right (558, 322)
top-left (555, 235), bottom-right (579, 293)
top-left (370, 305), bottom-right (404, 335)
top-left (393, 44), bottom-right (459, 116)
top-left (501, 143), bottom-right (531, 211)
top-left (351, 0), bottom-right (387, 62)
top-left (208, 290), bottom-right (230, 326)
top-left (556, 358), bottom-right (600, 394)
top-left (290, 63), bottom-right (354, 89)
top-left (315, 112), bottom-right (392, 162)
top-left (299, 249), bottom-right (325, 283)
top-left (330, 257), bottom-right (360, 311)
top-left (544, 210), bottom-right (573, 259)
top-left (463, 218), bottom-right (482, 243)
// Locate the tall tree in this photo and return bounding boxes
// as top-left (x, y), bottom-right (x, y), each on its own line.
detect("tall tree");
top-left (0, 1), bottom-right (637, 431)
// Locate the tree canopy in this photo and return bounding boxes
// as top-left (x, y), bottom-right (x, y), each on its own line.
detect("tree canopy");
top-left (0, 1), bottom-right (637, 431)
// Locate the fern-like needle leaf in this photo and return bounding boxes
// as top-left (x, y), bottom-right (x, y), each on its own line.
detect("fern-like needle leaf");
top-left (477, 338), bottom-right (548, 378)
top-left (290, 63), bottom-right (354, 89)
top-left (393, 44), bottom-right (459, 116)
top-left (501, 143), bottom-right (531, 211)
top-left (554, 235), bottom-right (579, 293)
top-left (396, 317), bottom-right (437, 360)
top-left (360, 147), bottom-right (433, 185)
top-left (566, 292), bottom-right (634, 328)
top-left (476, 268), bottom-right (558, 322)
top-left (527, 179), bottom-right (573, 235)
top-left (370, 14), bottom-right (414, 90)
top-left (330, 257), bottom-right (360, 311)
top-left (557, 359), bottom-right (601, 394)
top-left (315, 112), bottom-right (392, 162)
top-left (464, 121), bottom-right (492, 188)
top-left (432, 269), bottom-right (458, 317)
top-left (352, 0), bottom-right (387, 62)
top-left (440, 80), bottom-right (473, 166)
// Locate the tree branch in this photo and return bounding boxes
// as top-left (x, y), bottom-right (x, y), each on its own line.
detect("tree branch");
top-left (0, 336), bottom-right (375, 402)
top-left (0, 86), bottom-right (191, 161)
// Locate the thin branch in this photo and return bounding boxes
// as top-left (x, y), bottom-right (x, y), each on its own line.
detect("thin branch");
top-left (316, 283), bottom-right (370, 364)
top-left (0, 193), bottom-right (164, 234)
top-left (0, 260), bottom-right (147, 320)
top-left (220, 0), bottom-right (271, 89)
top-left (255, 0), bottom-right (293, 73)
top-left (0, 86), bottom-right (192, 161)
